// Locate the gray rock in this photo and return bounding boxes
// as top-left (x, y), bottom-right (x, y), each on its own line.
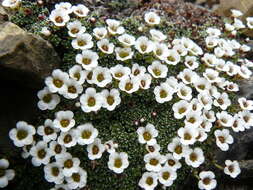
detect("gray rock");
top-left (0, 22), bottom-right (60, 88)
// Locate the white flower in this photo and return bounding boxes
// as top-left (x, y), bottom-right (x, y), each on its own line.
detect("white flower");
top-left (80, 88), bottom-right (103, 112)
top-left (108, 152), bottom-right (129, 174)
top-left (105, 140), bottom-right (118, 154)
top-left (49, 9), bottom-right (70, 27)
top-left (71, 4), bottom-right (89, 17)
top-left (45, 69), bottom-right (69, 94)
top-left (30, 141), bottom-right (52, 166)
top-left (135, 36), bottom-right (154, 54)
top-left (213, 92), bottom-right (231, 110)
top-left (93, 27), bottom-right (108, 40)
top-left (177, 126), bottom-right (198, 145)
top-left (68, 65), bottom-right (86, 85)
top-left (177, 83), bottom-right (192, 101)
top-left (224, 160), bottom-right (241, 178)
top-left (53, 110), bottom-right (75, 132)
top-left (231, 114), bottom-right (245, 132)
top-left (240, 44), bottom-right (251, 52)
top-left (118, 76), bottom-right (140, 93)
top-left (164, 153), bottom-right (182, 171)
top-left (63, 79), bottom-right (83, 99)
top-left (49, 141), bottom-right (67, 159)
top-left (37, 119), bottom-right (58, 142)
top-left (203, 110), bottom-right (216, 123)
top-left (206, 28), bottom-right (221, 37)
top-left (37, 87), bottom-right (60, 111)
top-left (158, 166), bottom-right (177, 187)
top-left (231, 9), bottom-right (243, 17)
top-left (226, 61), bottom-right (238, 76)
top-left (115, 47), bottom-right (133, 61)
top-left (184, 56), bottom-right (199, 70)
top-left (185, 147), bottom-right (204, 168)
top-left (144, 12), bottom-right (160, 25)
top-left (41, 27), bottom-right (51, 36)
top-left (216, 111), bottom-right (234, 127)
top-left (154, 83), bottom-right (174, 103)
top-left (101, 89), bottom-right (121, 111)
top-left (189, 43), bottom-right (203, 56)
top-left (172, 100), bottom-right (190, 119)
top-left (106, 19), bottom-right (125, 35)
top-left (55, 2), bottom-right (72, 14)
top-left (118, 34), bottom-right (136, 47)
top-left (2, 0), bottom-right (21, 8)
top-left (205, 36), bottom-right (218, 49)
top-left (0, 158), bottom-right (15, 188)
top-left (198, 171), bottom-right (217, 190)
top-left (131, 64), bottom-right (146, 77)
top-left (203, 68), bottom-right (221, 83)
top-left (97, 39), bottom-right (114, 54)
top-left (110, 64), bottom-right (131, 80)
top-left (246, 17), bottom-right (253, 29)
top-left (238, 97), bottom-right (253, 111)
top-left (214, 129), bottom-right (234, 151)
top-left (71, 33), bottom-right (93, 50)
top-left (184, 111), bottom-right (202, 128)
top-left (67, 21), bottom-right (86, 37)
top-left (153, 43), bottom-right (169, 60)
top-left (76, 123), bottom-right (98, 145)
top-left (200, 120), bottom-right (213, 132)
top-left (57, 153), bottom-right (80, 177)
top-left (238, 110), bottom-right (253, 129)
top-left (167, 137), bottom-right (190, 160)
top-left (58, 130), bottom-right (77, 148)
top-left (9, 121), bottom-right (35, 147)
top-left (138, 172), bottom-right (158, 190)
top-left (75, 50), bottom-right (99, 70)
top-left (238, 65), bottom-right (252, 79)
top-left (87, 138), bottom-right (105, 160)
top-left (144, 152), bottom-right (166, 172)
top-left (233, 18), bottom-right (245, 29)
top-left (173, 44), bottom-right (188, 56)
top-left (197, 93), bottom-right (213, 111)
top-left (44, 162), bottom-right (64, 184)
top-left (190, 98), bottom-right (203, 112)
top-left (196, 128), bottom-right (208, 142)
top-left (148, 60), bottom-right (168, 78)
top-left (91, 66), bottom-right (112, 87)
top-left (225, 23), bottom-right (235, 32)
top-left (178, 69), bottom-right (198, 84)
top-left (164, 49), bottom-right (181, 65)
top-left (139, 74), bottom-right (152, 89)
top-left (66, 167), bottom-right (87, 189)
top-left (137, 123), bottom-right (158, 145)
top-left (145, 143), bottom-right (161, 153)
top-left (194, 77), bottom-right (211, 93)
top-left (149, 29), bottom-right (166, 42)
top-left (162, 77), bottom-right (177, 91)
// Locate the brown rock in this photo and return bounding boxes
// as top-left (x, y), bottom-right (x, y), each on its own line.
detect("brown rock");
top-left (0, 22), bottom-right (60, 88)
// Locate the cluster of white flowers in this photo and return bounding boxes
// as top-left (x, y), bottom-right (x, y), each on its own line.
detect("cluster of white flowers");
top-left (0, 158), bottom-right (15, 188)
top-left (224, 9), bottom-right (253, 36)
top-left (9, 109), bottom-right (130, 189)
top-left (3, 0), bottom-right (253, 188)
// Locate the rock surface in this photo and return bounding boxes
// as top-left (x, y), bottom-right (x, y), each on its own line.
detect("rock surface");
top-left (0, 22), bottom-right (60, 88)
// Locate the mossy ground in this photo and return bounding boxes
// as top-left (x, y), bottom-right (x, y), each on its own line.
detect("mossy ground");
top-left (4, 0), bottom-right (245, 189)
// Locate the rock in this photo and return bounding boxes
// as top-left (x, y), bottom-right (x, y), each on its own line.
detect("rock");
top-left (215, 0), bottom-right (253, 17)
top-left (0, 22), bottom-right (60, 88)
top-left (0, 5), bottom-right (8, 24)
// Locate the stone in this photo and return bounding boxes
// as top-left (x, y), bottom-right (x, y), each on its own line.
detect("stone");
top-left (215, 0), bottom-right (253, 17)
top-left (0, 22), bottom-right (60, 88)
top-left (0, 5), bottom-right (8, 24)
